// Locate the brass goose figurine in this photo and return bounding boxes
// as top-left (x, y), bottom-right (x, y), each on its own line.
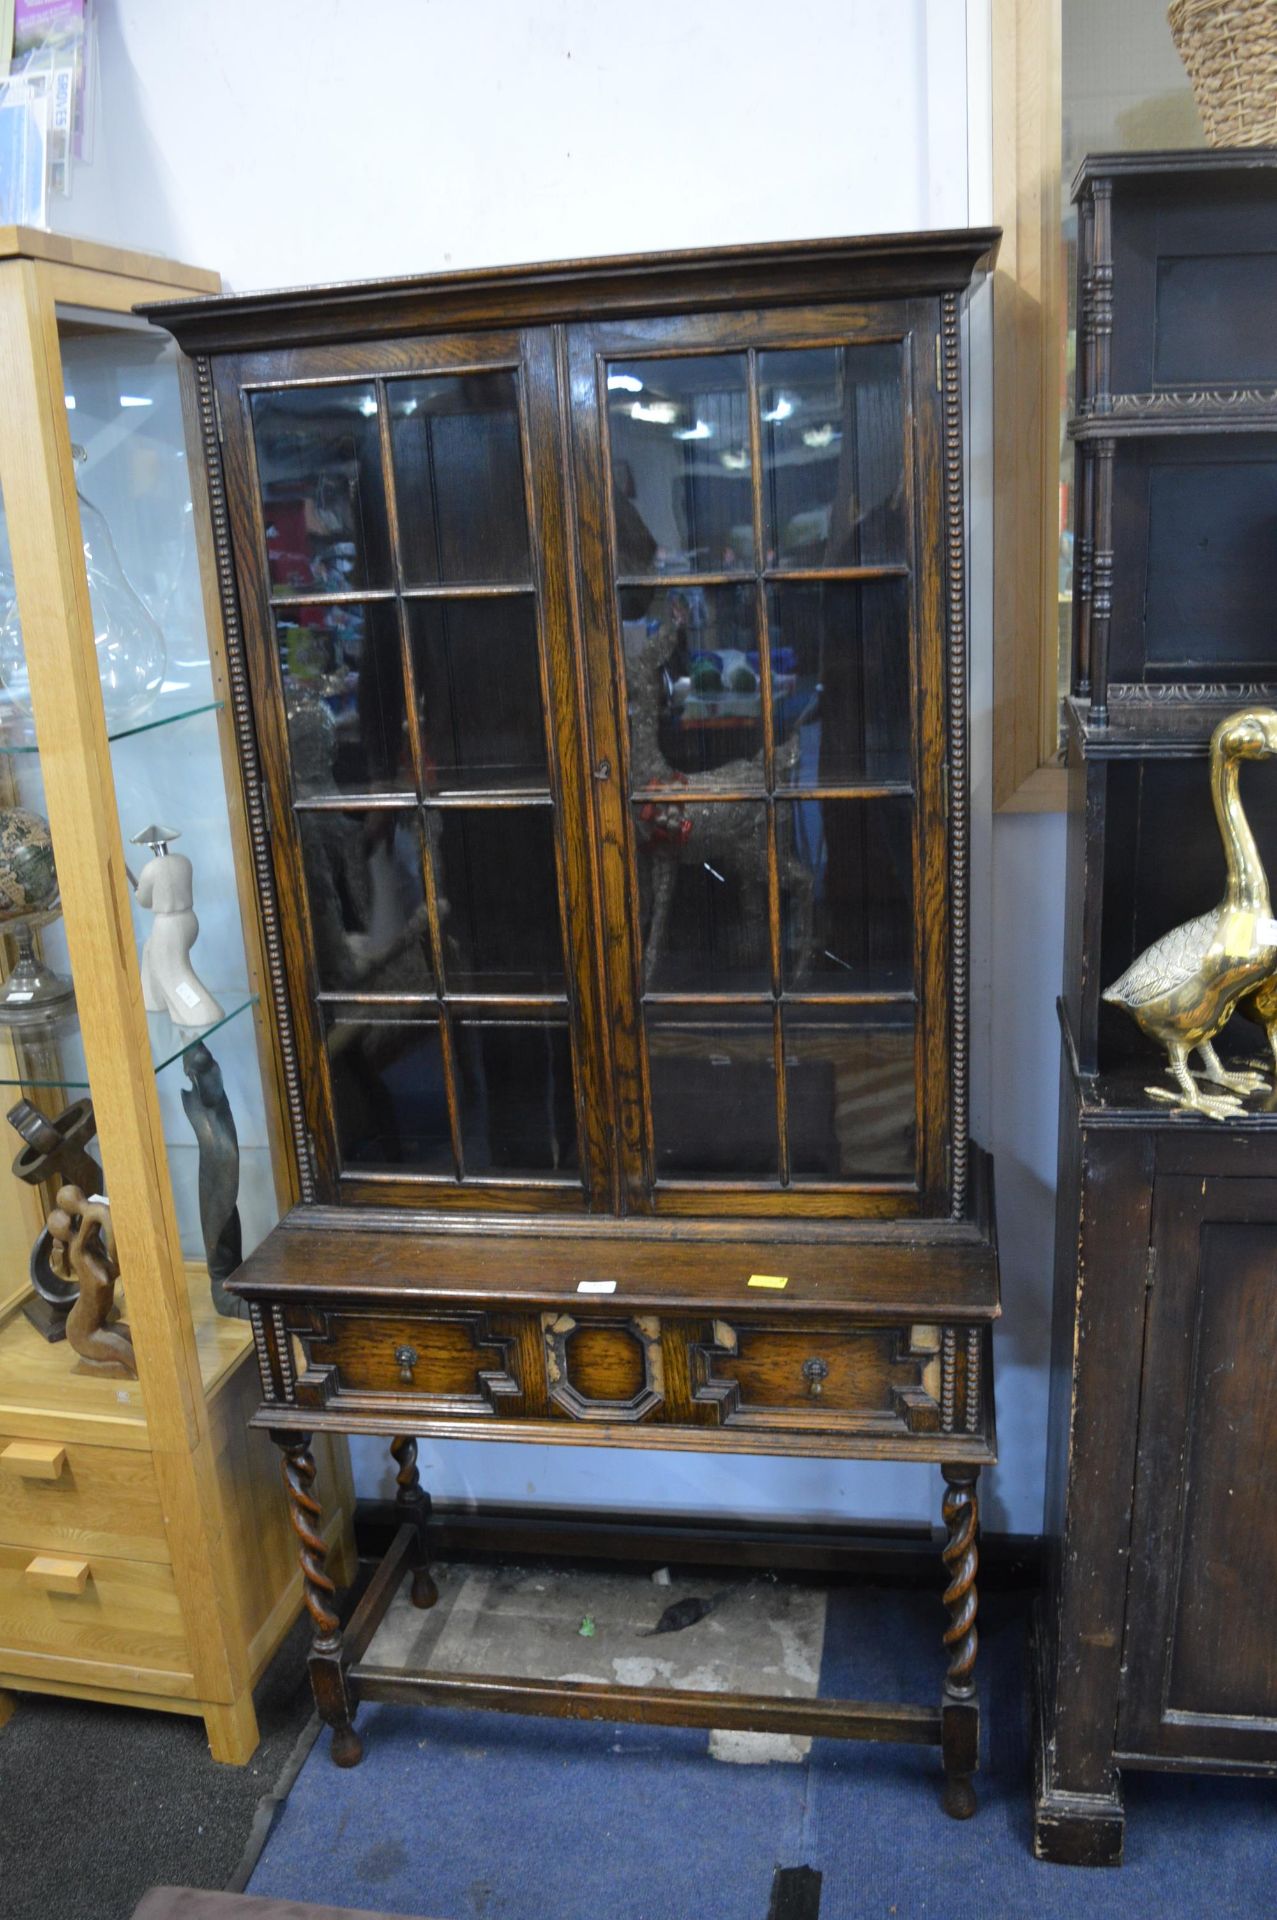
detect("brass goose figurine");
top-left (1103, 707), bottom-right (1277, 1119)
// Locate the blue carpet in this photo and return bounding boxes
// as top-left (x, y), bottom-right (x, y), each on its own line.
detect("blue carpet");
top-left (247, 1581), bottom-right (1275, 1919)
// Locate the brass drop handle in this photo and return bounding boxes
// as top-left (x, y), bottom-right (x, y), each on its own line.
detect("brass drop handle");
top-left (394, 1344), bottom-right (419, 1385)
top-left (802, 1356), bottom-right (829, 1400)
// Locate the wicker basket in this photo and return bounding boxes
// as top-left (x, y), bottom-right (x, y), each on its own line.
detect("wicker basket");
top-left (1168, 0), bottom-right (1277, 146)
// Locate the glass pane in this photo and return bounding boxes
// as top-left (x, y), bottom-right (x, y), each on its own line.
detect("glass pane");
top-left (623, 585), bottom-right (763, 788)
top-left (634, 799), bottom-right (770, 993)
top-left (250, 385), bottom-right (391, 596)
top-left (768, 580), bottom-right (911, 786)
top-left (409, 597), bottom-right (547, 791)
top-left (647, 1008), bottom-right (777, 1178)
top-left (779, 796), bottom-right (913, 991)
top-left (435, 807), bottom-right (564, 991)
top-left (298, 809), bottom-right (432, 993)
top-left (389, 373), bottom-right (530, 585)
top-left (784, 1008), bottom-right (916, 1181)
top-left (608, 355), bottom-right (753, 574)
top-left (455, 1015), bottom-right (578, 1176)
top-left (323, 1008), bottom-right (453, 1174)
top-left (760, 345), bottom-right (906, 569)
top-left (277, 602), bottom-right (410, 796)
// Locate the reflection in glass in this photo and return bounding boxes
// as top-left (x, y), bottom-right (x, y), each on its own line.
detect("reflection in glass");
top-left (768, 580), bottom-right (911, 786)
top-left (608, 355), bottom-right (753, 574)
top-left (389, 373), bottom-right (530, 585)
top-left (278, 602), bottom-right (409, 795)
top-left (297, 809), bottom-right (431, 994)
top-left (409, 597), bottom-right (547, 790)
top-left (455, 1016), bottom-right (578, 1176)
top-left (634, 799), bottom-right (770, 993)
top-left (623, 586), bottom-right (763, 787)
top-left (323, 1009), bottom-right (452, 1174)
top-left (778, 796), bottom-right (913, 991)
top-left (251, 384), bottom-right (391, 596)
top-left (784, 1008), bottom-right (915, 1181)
top-left (647, 1008), bottom-right (777, 1178)
top-left (436, 807), bottom-right (564, 991)
top-left (760, 345), bottom-right (905, 569)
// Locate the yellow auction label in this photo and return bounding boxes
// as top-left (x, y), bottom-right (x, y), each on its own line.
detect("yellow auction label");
top-left (747, 1273), bottom-right (789, 1289)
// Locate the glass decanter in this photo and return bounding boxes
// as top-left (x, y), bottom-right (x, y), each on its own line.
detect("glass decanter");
top-left (0, 453), bottom-right (167, 730)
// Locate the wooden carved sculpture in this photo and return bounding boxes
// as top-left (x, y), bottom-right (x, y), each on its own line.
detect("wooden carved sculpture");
top-left (629, 615), bottom-right (815, 987)
top-left (1103, 707), bottom-right (1277, 1118)
top-left (7, 1095), bottom-right (102, 1341)
top-left (45, 1184), bottom-right (136, 1378)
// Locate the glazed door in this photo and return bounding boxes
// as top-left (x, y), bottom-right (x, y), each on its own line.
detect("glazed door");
top-left (567, 300), bottom-right (951, 1215)
top-left (215, 331), bottom-right (610, 1211)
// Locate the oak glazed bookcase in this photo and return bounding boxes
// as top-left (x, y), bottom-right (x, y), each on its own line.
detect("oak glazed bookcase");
top-left (144, 229), bottom-right (1000, 1817)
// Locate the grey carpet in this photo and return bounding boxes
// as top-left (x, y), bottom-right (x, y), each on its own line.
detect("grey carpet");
top-left (0, 1613), bottom-right (318, 1920)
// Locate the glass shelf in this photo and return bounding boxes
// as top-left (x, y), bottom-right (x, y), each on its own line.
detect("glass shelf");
top-left (0, 989), bottom-right (257, 1088)
top-left (0, 691), bottom-right (223, 755)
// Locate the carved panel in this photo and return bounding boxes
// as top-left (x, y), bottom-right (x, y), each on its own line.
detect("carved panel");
top-left (688, 1320), bottom-right (943, 1433)
top-left (293, 1309), bottom-right (523, 1415)
top-left (541, 1312), bottom-right (664, 1422)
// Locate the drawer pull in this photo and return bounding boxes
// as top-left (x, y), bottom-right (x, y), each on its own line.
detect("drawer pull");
top-left (802, 1357), bottom-right (830, 1400)
top-left (25, 1554), bottom-right (90, 1595)
top-left (1, 1442), bottom-right (67, 1480)
top-left (394, 1344), bottom-right (419, 1385)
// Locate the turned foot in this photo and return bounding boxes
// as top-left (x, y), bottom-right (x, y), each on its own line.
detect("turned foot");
top-left (411, 1565), bottom-right (439, 1609)
top-left (328, 1720), bottom-right (364, 1768)
top-left (940, 1463), bottom-right (980, 1820)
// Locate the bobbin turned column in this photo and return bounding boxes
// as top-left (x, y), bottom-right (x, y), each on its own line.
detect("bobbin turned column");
top-left (940, 1462), bottom-right (980, 1819)
top-left (273, 1430), bottom-right (362, 1768)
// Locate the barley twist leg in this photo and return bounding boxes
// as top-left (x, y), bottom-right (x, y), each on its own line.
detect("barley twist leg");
top-left (940, 1463), bottom-right (980, 1818)
top-left (275, 1432), bottom-right (362, 1767)
top-left (391, 1433), bottom-right (437, 1609)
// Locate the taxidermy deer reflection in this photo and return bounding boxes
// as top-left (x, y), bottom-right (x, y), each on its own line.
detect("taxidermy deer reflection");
top-left (1103, 707), bottom-right (1277, 1119)
top-left (628, 609), bottom-right (815, 988)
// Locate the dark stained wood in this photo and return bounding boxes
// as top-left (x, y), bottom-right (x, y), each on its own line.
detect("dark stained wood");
top-left (347, 1663), bottom-right (944, 1744)
top-left (160, 232), bottom-right (997, 1816)
top-left (140, 231), bottom-right (998, 353)
top-left (1039, 153), bottom-right (1277, 1867)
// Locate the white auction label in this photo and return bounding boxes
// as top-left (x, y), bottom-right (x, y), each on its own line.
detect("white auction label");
top-left (576, 1279), bottom-right (617, 1294)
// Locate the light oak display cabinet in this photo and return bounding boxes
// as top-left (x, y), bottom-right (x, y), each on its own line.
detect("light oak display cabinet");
top-left (0, 231), bottom-right (352, 1763)
top-left (149, 230), bottom-right (1000, 1815)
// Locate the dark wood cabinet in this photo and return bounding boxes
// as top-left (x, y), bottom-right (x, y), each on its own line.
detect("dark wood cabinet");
top-left (146, 229), bottom-right (999, 1816)
top-left (1037, 152), bottom-right (1277, 1866)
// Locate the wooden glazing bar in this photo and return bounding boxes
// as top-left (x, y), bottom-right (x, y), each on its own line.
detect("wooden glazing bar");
top-left (745, 346), bottom-right (788, 1185)
top-left (293, 792), bottom-right (417, 812)
top-left (347, 1168), bottom-right (582, 1190)
top-left (763, 564), bottom-right (911, 583)
top-left (399, 582), bottom-right (536, 601)
top-left (314, 991), bottom-right (570, 1010)
top-left (346, 1664), bottom-right (944, 1744)
top-left (269, 587), bottom-right (397, 609)
top-left (642, 988), bottom-right (916, 1007)
top-left (420, 790), bottom-right (554, 809)
top-left (630, 782), bottom-right (914, 805)
top-left (374, 374), bottom-right (466, 1180)
top-left (613, 564), bottom-right (909, 590)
